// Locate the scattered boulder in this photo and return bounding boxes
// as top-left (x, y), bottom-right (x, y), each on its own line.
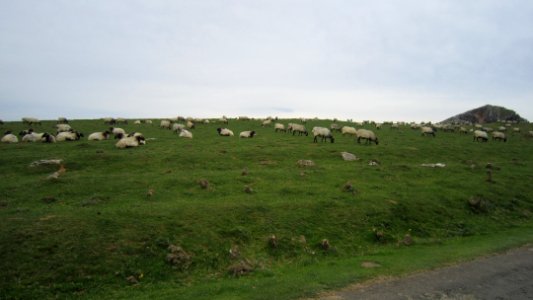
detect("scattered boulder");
top-left (227, 259), bottom-right (254, 277)
top-left (198, 179), bottom-right (210, 189)
top-left (341, 152), bottom-right (358, 161)
top-left (401, 234), bottom-right (414, 246)
top-left (268, 235), bottom-right (278, 249)
top-left (468, 196), bottom-right (490, 213)
top-left (320, 239), bottom-right (330, 251)
top-left (41, 196), bottom-right (57, 204)
top-left (361, 261), bottom-right (381, 268)
top-left (244, 185), bottom-right (254, 194)
top-left (166, 244), bottom-right (192, 270)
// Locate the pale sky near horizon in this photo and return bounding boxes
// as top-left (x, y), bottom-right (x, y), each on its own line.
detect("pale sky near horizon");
top-left (1, 1), bottom-right (532, 122)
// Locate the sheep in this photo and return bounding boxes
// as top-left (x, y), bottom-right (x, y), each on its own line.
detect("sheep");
top-left (217, 128), bottom-right (234, 136)
top-left (498, 126), bottom-right (507, 131)
top-left (88, 131), bottom-right (110, 141)
top-left (459, 127), bottom-right (468, 134)
top-left (312, 127), bottom-right (335, 143)
top-left (133, 120), bottom-right (142, 124)
top-left (56, 124), bottom-right (72, 133)
top-left (220, 116), bottom-right (229, 124)
top-left (57, 117), bottom-right (69, 124)
top-left (179, 129), bottom-right (193, 138)
top-left (513, 127), bottom-right (520, 133)
top-left (421, 126), bottom-right (436, 137)
top-left (172, 123), bottom-right (186, 133)
top-left (491, 131), bottom-right (507, 142)
top-left (1, 131), bottom-right (18, 143)
top-left (22, 117), bottom-right (41, 126)
top-left (473, 130), bottom-right (489, 142)
top-left (274, 123), bottom-right (286, 132)
top-left (102, 117), bottom-right (116, 125)
top-left (22, 132), bottom-right (55, 143)
top-left (186, 120), bottom-right (195, 129)
top-left (115, 118), bottom-right (128, 124)
top-left (239, 131), bottom-right (256, 138)
top-left (110, 127), bottom-right (126, 138)
top-left (341, 126), bottom-right (358, 136)
top-left (262, 119), bottom-right (272, 127)
top-left (529, 131), bottom-right (533, 137)
top-left (56, 131), bottom-right (83, 141)
top-left (290, 124), bottom-right (308, 136)
top-left (160, 120), bottom-right (171, 129)
top-left (356, 129), bottom-right (379, 145)
top-left (127, 132), bottom-right (144, 139)
top-left (330, 123), bottom-right (341, 132)
top-left (144, 119), bottom-right (153, 124)
top-left (115, 135), bottom-right (146, 148)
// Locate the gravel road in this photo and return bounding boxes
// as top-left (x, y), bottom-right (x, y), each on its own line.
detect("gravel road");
top-left (313, 245), bottom-right (533, 300)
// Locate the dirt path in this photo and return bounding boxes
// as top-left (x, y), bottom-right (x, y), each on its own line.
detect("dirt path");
top-left (312, 245), bottom-right (533, 300)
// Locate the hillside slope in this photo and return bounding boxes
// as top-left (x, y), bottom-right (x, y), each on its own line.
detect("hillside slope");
top-left (441, 104), bottom-right (527, 124)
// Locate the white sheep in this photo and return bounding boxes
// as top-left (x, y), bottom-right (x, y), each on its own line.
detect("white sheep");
top-left (160, 120), bottom-right (172, 129)
top-left (262, 119), bottom-right (272, 127)
top-left (290, 124), bottom-right (308, 136)
top-left (473, 130), bottom-right (489, 142)
top-left (22, 117), bottom-right (41, 126)
top-left (513, 127), bottom-right (520, 133)
top-left (22, 132), bottom-right (55, 143)
top-left (491, 131), bottom-right (507, 142)
top-left (217, 128), bottom-right (234, 136)
top-left (57, 117), bottom-right (69, 124)
top-left (1, 131), bottom-right (18, 143)
top-left (56, 131), bottom-right (83, 141)
top-left (356, 129), bottom-right (379, 145)
top-left (341, 126), bottom-right (357, 136)
top-left (115, 135), bottom-right (146, 148)
top-left (274, 123), bottom-right (286, 132)
top-left (312, 127), bottom-right (335, 143)
top-left (186, 120), bottom-right (195, 129)
top-left (145, 119), bottom-right (153, 124)
top-left (172, 123), bottom-right (185, 133)
top-left (88, 131), bottom-right (110, 141)
top-left (529, 131), bottom-right (533, 137)
top-left (56, 124), bottom-right (72, 133)
top-left (115, 118), bottom-right (128, 124)
top-left (110, 127), bottom-right (126, 138)
top-left (421, 126), bottom-right (436, 137)
top-left (330, 123), bottom-right (341, 132)
top-left (133, 120), bottom-right (142, 124)
top-left (179, 129), bottom-right (193, 138)
top-left (239, 131), bottom-right (256, 138)
top-left (102, 117), bottom-right (116, 125)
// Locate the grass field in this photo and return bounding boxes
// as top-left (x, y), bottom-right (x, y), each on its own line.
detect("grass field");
top-left (1, 118), bottom-right (532, 299)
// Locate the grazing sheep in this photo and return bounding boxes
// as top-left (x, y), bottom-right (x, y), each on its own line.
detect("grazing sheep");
top-left (115, 118), bottom-right (128, 124)
top-left (172, 123), bottom-right (185, 133)
top-left (56, 131), bottom-right (83, 141)
top-left (459, 127), bottom-right (468, 134)
top-left (186, 120), bottom-right (195, 129)
top-left (1, 131), bottom-right (18, 143)
top-left (473, 130), bottom-right (489, 142)
top-left (217, 128), bottom-right (234, 136)
top-left (356, 129), bottom-right (379, 145)
top-left (341, 126), bottom-right (358, 136)
top-left (421, 126), bottom-right (436, 137)
top-left (513, 127), bottom-right (520, 133)
top-left (144, 119), bottom-right (153, 124)
top-left (491, 131), bottom-right (507, 142)
top-left (56, 124), bottom-right (72, 133)
top-left (290, 124), bottom-right (308, 136)
top-left (330, 123), bottom-right (341, 132)
top-left (110, 127), bottom-right (126, 138)
top-left (498, 126), bottom-right (507, 131)
top-left (57, 117), bottom-right (69, 124)
top-left (22, 132), bottom-right (55, 143)
top-left (312, 127), bottom-right (335, 143)
top-left (22, 117), bottom-right (41, 126)
top-left (179, 129), bottom-right (193, 138)
top-left (220, 116), bottom-right (229, 124)
top-left (274, 123), bottom-right (286, 132)
top-left (88, 131), bottom-right (110, 141)
top-left (529, 131), bottom-right (533, 137)
top-left (262, 119), bottom-right (272, 127)
top-left (160, 120), bottom-right (172, 129)
top-left (133, 120), bottom-right (142, 124)
top-left (239, 131), bottom-right (256, 138)
top-left (115, 135), bottom-right (146, 148)
top-left (103, 117), bottom-right (116, 125)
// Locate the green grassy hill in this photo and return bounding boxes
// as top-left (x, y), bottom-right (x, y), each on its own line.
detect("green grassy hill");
top-left (1, 119), bottom-right (532, 299)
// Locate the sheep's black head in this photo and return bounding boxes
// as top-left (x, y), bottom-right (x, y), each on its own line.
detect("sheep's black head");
top-left (305, 131), bottom-right (309, 136)
top-left (115, 133), bottom-right (124, 139)
top-left (330, 136), bottom-right (335, 143)
top-left (217, 128), bottom-right (222, 134)
top-left (250, 131), bottom-right (256, 137)
top-left (4, 130), bottom-right (12, 135)
top-left (136, 135), bottom-right (146, 145)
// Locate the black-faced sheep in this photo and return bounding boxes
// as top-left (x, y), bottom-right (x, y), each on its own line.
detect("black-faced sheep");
top-left (473, 130), bottom-right (489, 142)
top-left (22, 117), bottom-right (41, 126)
top-left (491, 131), bottom-right (507, 142)
top-left (57, 117), bottom-right (69, 124)
top-left (217, 128), bottom-right (234, 136)
top-left (56, 124), bottom-right (72, 133)
top-left (341, 126), bottom-right (357, 136)
top-left (116, 135), bottom-right (146, 148)
top-left (330, 123), bottom-right (341, 132)
top-left (88, 131), bottom-right (110, 141)
top-left (421, 126), bottom-right (436, 137)
top-left (56, 131), bottom-right (83, 141)
top-left (274, 123), bottom-right (286, 132)
top-left (160, 120), bottom-right (171, 129)
top-left (110, 127), bottom-right (126, 139)
top-left (290, 124), bottom-right (308, 136)
top-left (1, 131), bottom-right (18, 143)
top-left (312, 127), bottom-right (335, 143)
top-left (239, 131), bottom-right (256, 138)
top-left (356, 129), bottom-right (378, 145)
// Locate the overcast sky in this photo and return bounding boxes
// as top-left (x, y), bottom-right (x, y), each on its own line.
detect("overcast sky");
top-left (1, 1), bottom-right (532, 122)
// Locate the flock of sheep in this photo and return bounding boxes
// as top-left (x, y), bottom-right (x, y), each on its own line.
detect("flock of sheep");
top-left (1, 116), bottom-right (532, 148)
